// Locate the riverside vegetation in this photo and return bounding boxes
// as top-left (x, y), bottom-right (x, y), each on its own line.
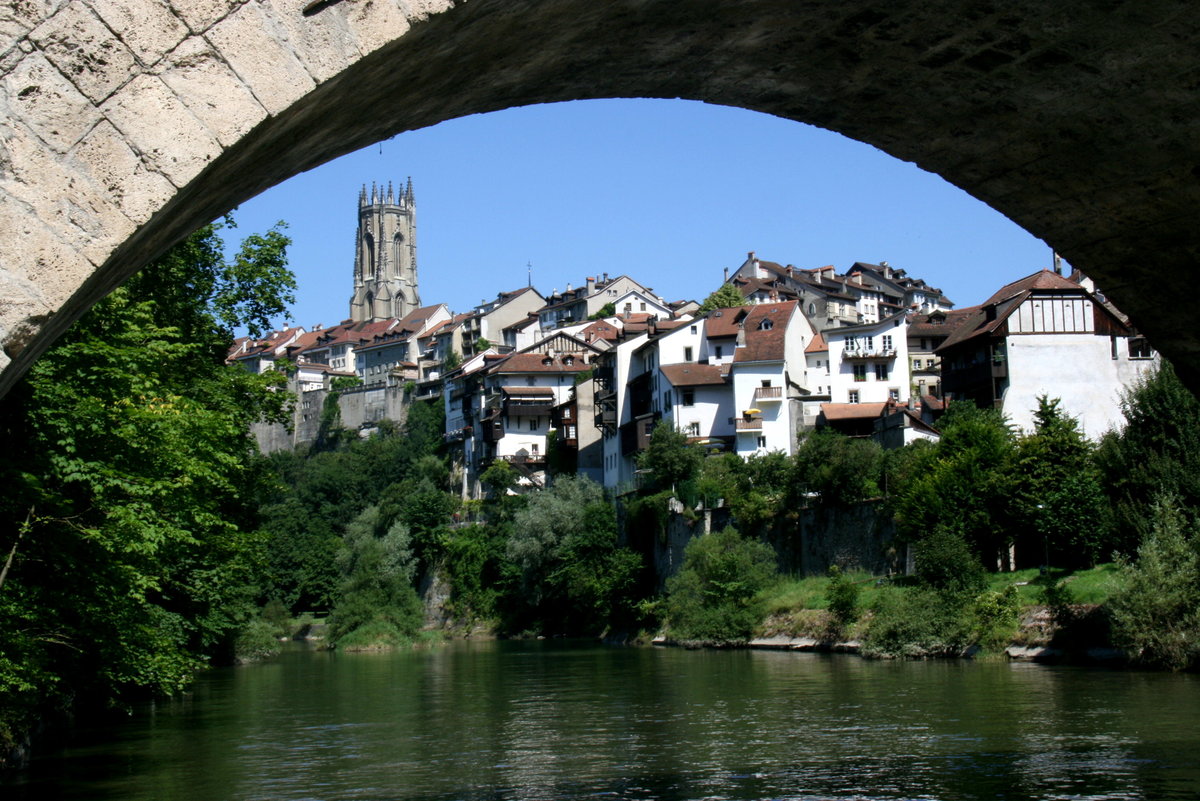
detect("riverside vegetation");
top-left (3, 229), bottom-right (1199, 765)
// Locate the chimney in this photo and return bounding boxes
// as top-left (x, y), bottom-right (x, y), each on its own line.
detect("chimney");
top-left (723, 266), bottom-right (730, 283)
top-left (602, 272), bottom-right (609, 282)
top-left (586, 276), bottom-right (596, 294)
top-left (566, 282), bottom-right (573, 293)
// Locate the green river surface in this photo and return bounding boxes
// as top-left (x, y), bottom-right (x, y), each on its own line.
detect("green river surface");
top-left (3, 640), bottom-right (1198, 801)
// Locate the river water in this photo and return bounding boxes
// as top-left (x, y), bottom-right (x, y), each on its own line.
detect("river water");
top-left (4, 640), bottom-right (1198, 801)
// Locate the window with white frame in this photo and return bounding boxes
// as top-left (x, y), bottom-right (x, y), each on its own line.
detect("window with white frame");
top-left (682, 389), bottom-right (695, 406)
top-left (686, 421), bottom-right (700, 436)
top-left (889, 387), bottom-right (900, 401)
top-left (848, 389), bottom-right (859, 403)
top-left (875, 363), bottom-right (889, 381)
top-left (684, 346), bottom-right (693, 361)
top-left (853, 364), bottom-right (867, 382)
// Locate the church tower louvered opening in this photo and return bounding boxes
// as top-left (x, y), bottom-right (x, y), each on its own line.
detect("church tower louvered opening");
top-left (349, 179), bottom-right (419, 322)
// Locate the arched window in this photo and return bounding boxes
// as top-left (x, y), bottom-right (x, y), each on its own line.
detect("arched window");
top-left (392, 232), bottom-right (404, 276)
top-left (363, 232), bottom-right (375, 278)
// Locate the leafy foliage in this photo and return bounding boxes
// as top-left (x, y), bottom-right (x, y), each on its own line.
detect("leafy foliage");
top-left (506, 476), bottom-right (641, 633)
top-left (1013, 397), bottom-right (1105, 567)
top-left (637, 424), bottom-right (702, 492)
top-left (1107, 497), bottom-right (1200, 670)
top-left (665, 527), bottom-right (779, 643)
top-left (327, 506), bottom-right (423, 648)
top-left (893, 403), bottom-right (1017, 569)
top-left (0, 220), bottom-right (295, 745)
top-left (792, 428), bottom-right (883, 507)
top-left (699, 283), bottom-right (746, 313)
top-left (1096, 362), bottom-right (1200, 553)
top-left (825, 565), bottom-right (860, 628)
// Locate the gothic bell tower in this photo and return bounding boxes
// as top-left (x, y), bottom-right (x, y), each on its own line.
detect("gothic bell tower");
top-left (349, 179), bottom-right (419, 322)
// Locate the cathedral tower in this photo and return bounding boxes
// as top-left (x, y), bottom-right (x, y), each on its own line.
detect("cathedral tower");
top-left (349, 179), bottom-right (419, 322)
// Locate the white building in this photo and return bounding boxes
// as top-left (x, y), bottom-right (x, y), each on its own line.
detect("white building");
top-left (939, 269), bottom-right (1157, 438)
top-left (822, 313), bottom-right (912, 405)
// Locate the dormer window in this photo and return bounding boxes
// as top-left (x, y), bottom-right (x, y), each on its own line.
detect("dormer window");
top-left (563, 355), bottom-right (575, 366)
top-left (757, 319), bottom-right (774, 331)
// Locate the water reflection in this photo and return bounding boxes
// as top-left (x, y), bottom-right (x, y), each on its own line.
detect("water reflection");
top-left (4, 641), bottom-right (1198, 800)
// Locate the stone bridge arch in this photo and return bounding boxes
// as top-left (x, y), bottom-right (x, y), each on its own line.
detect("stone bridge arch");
top-left (2, 0), bottom-right (1198, 395)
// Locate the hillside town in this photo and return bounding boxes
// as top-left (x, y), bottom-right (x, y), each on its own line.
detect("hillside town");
top-left (231, 181), bottom-right (1159, 497)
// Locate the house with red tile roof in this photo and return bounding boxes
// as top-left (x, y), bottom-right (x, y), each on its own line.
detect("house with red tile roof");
top-left (726, 252), bottom-right (953, 329)
top-left (937, 269), bottom-right (1157, 437)
top-left (597, 301), bottom-right (816, 489)
top-left (355, 304), bottom-right (450, 386)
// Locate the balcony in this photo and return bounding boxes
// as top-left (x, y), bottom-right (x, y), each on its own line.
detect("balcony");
top-left (753, 386), bottom-right (783, 403)
top-left (735, 418), bottom-right (763, 432)
top-left (842, 348), bottom-right (897, 361)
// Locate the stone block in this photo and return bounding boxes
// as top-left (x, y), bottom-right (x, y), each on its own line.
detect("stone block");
top-left (90, 0), bottom-right (190, 66)
top-left (0, 194), bottom-right (85, 317)
top-left (259, 0), bottom-right (362, 84)
top-left (2, 51), bottom-right (98, 152)
top-left (101, 73), bottom-right (222, 187)
top-left (342, 0), bottom-right (420, 58)
top-left (0, 0), bottom-right (63, 52)
top-left (157, 36), bottom-right (268, 147)
top-left (204, 1), bottom-right (315, 114)
top-left (30, 2), bottom-right (138, 103)
top-left (1, 118), bottom-right (135, 269)
top-left (167, 0), bottom-right (242, 35)
top-left (68, 120), bottom-right (175, 225)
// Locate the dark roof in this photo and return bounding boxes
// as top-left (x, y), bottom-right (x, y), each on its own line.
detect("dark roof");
top-left (936, 270), bottom-right (1120, 352)
top-left (660, 362), bottom-right (727, 387)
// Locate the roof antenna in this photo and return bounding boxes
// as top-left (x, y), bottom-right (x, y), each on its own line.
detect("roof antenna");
top-left (527, 261), bottom-right (532, 288)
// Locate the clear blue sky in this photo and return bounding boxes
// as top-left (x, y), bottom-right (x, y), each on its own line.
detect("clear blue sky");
top-left (226, 98), bottom-right (1059, 330)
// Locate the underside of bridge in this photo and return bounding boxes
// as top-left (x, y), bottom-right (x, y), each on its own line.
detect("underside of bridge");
top-left (2, 0), bottom-right (1197, 395)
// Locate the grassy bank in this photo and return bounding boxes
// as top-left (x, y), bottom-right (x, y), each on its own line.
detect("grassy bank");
top-left (751, 564), bottom-right (1124, 659)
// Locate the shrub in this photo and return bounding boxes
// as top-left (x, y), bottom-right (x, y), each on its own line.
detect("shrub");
top-left (914, 527), bottom-right (985, 595)
top-left (861, 586), bottom-right (974, 658)
top-left (1107, 497), bottom-right (1200, 670)
top-left (970, 586), bottom-right (1022, 652)
top-left (826, 565), bottom-right (860, 628)
top-left (665, 527), bottom-right (778, 643)
top-left (233, 619), bottom-right (283, 664)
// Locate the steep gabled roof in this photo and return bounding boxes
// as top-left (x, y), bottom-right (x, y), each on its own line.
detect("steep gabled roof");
top-left (733, 302), bottom-right (798, 363)
top-left (936, 270), bottom-right (1128, 352)
top-left (805, 331), bottom-right (828, 353)
top-left (982, 269), bottom-right (1081, 306)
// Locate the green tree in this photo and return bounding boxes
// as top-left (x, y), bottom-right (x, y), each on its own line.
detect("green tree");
top-left (506, 476), bottom-right (640, 633)
top-left (893, 403), bottom-right (1017, 569)
top-left (699, 283), bottom-right (746, 313)
top-left (1107, 496), bottom-right (1200, 670)
top-left (0, 220), bottom-right (296, 745)
top-left (327, 506), bottom-right (423, 648)
top-left (588, 302), bottom-right (616, 320)
top-left (1096, 362), bottom-right (1200, 554)
top-left (665, 527), bottom-right (779, 643)
top-left (637, 424), bottom-right (702, 493)
top-left (792, 428), bottom-right (884, 507)
top-left (1014, 397), bottom-right (1105, 567)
